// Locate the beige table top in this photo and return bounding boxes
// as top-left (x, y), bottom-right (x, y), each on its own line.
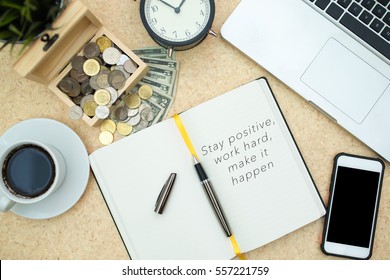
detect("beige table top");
top-left (0, 0), bottom-right (389, 260)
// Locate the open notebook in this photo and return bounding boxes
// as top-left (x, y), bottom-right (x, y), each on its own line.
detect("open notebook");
top-left (90, 78), bottom-right (326, 259)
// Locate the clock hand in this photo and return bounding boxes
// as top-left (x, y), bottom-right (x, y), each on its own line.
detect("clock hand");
top-left (175, 0), bottom-right (186, 13)
top-left (159, 0), bottom-right (176, 11)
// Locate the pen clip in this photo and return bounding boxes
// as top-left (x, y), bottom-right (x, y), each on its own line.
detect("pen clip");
top-left (154, 173), bottom-right (176, 214)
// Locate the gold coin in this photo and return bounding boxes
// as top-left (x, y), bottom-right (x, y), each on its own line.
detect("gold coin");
top-left (138, 85), bottom-right (153, 100)
top-left (100, 119), bottom-right (116, 133)
top-left (116, 122), bottom-right (133, 136)
top-left (98, 131), bottom-right (114, 146)
top-left (124, 93), bottom-right (141, 109)
top-left (94, 89), bottom-right (111, 105)
top-left (96, 36), bottom-right (112, 53)
top-left (82, 100), bottom-right (98, 117)
top-left (83, 59), bottom-right (101, 76)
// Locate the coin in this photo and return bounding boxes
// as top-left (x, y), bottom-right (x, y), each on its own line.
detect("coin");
top-left (123, 59), bottom-right (138, 74)
top-left (103, 47), bottom-right (121, 65)
top-left (82, 100), bottom-right (98, 117)
top-left (116, 122), bottom-right (133, 136)
top-left (81, 80), bottom-right (94, 95)
top-left (100, 119), bottom-right (116, 133)
top-left (83, 59), bottom-right (101, 76)
top-left (89, 75), bottom-right (100, 90)
top-left (127, 108), bottom-right (139, 117)
top-left (80, 94), bottom-right (94, 107)
top-left (108, 70), bottom-right (126, 89)
top-left (140, 107), bottom-right (154, 121)
top-left (96, 36), bottom-right (112, 53)
top-left (59, 77), bottom-right (80, 97)
top-left (106, 87), bottom-right (118, 105)
top-left (96, 73), bottom-right (110, 89)
top-left (99, 131), bottom-right (114, 145)
top-left (111, 65), bottom-right (130, 79)
top-left (125, 93), bottom-right (141, 109)
top-left (71, 56), bottom-right (86, 71)
top-left (117, 54), bottom-right (130, 65)
top-left (95, 105), bottom-right (110, 119)
top-left (94, 89), bottom-right (111, 105)
top-left (127, 113), bottom-right (141, 126)
top-left (83, 42), bottom-right (101, 59)
top-left (113, 106), bottom-right (128, 122)
top-left (138, 85), bottom-right (153, 100)
top-left (69, 105), bottom-right (84, 120)
top-left (138, 102), bottom-right (151, 113)
top-left (71, 68), bottom-right (89, 83)
top-left (58, 77), bottom-right (73, 93)
top-left (134, 119), bottom-right (149, 131)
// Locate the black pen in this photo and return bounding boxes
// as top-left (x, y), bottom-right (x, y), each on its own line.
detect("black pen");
top-left (193, 156), bottom-right (232, 237)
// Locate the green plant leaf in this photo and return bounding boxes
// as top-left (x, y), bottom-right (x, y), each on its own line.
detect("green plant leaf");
top-left (8, 23), bottom-right (23, 37)
top-left (0, 30), bottom-right (13, 39)
top-left (0, 1), bottom-right (23, 11)
top-left (0, 9), bottom-right (19, 28)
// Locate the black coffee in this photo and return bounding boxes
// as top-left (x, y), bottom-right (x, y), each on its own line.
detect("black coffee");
top-left (2, 144), bottom-right (56, 198)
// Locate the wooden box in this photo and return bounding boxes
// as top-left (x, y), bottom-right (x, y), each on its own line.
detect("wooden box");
top-left (13, 1), bottom-right (148, 126)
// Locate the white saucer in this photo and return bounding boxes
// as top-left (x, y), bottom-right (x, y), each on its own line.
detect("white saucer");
top-left (0, 118), bottom-right (90, 219)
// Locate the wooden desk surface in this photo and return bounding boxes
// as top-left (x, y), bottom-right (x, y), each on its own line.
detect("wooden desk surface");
top-left (0, 0), bottom-right (389, 260)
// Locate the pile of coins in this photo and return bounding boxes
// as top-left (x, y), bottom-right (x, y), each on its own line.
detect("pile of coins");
top-left (97, 46), bottom-right (180, 145)
top-left (98, 84), bottom-right (158, 145)
top-left (58, 36), bottom-right (139, 120)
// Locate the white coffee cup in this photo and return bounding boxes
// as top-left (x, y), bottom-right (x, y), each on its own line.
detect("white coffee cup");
top-left (0, 140), bottom-right (66, 212)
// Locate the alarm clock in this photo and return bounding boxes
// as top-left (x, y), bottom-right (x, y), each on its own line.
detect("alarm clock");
top-left (140, 0), bottom-right (216, 56)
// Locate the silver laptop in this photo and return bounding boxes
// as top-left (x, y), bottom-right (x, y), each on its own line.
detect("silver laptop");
top-left (221, 0), bottom-right (390, 161)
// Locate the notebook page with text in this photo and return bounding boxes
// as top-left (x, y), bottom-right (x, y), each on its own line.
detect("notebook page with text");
top-left (180, 78), bottom-right (326, 252)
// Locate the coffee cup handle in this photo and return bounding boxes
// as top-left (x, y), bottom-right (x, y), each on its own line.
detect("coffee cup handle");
top-left (0, 137), bottom-right (16, 211)
top-left (0, 195), bottom-right (15, 212)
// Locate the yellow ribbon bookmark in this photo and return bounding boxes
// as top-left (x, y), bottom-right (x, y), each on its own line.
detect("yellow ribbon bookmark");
top-left (173, 114), bottom-right (246, 260)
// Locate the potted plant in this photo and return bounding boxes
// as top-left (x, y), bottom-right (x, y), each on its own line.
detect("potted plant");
top-left (0, 0), bottom-right (65, 52)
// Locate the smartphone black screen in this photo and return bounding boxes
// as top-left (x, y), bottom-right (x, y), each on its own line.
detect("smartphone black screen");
top-left (326, 166), bottom-right (380, 248)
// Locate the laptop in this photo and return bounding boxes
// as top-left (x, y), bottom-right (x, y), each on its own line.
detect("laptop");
top-left (221, 0), bottom-right (390, 161)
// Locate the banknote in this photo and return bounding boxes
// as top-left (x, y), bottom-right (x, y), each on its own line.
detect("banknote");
top-left (145, 65), bottom-right (177, 85)
top-left (139, 57), bottom-right (179, 69)
top-left (132, 46), bottom-right (176, 60)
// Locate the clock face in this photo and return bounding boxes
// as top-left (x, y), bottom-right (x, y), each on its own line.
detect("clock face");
top-left (140, 0), bottom-right (215, 48)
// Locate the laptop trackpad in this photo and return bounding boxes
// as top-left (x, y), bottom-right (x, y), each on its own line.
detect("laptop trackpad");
top-left (301, 38), bottom-right (389, 123)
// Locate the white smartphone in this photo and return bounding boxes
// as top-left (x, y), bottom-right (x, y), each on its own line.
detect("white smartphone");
top-left (321, 153), bottom-right (385, 259)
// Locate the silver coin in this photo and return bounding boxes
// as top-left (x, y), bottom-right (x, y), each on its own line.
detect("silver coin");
top-left (69, 105), bottom-right (84, 120)
top-left (138, 102), bottom-right (152, 113)
top-left (106, 87), bottom-right (118, 105)
top-left (96, 73), bottom-right (110, 89)
top-left (111, 65), bottom-right (130, 79)
top-left (95, 105), bottom-right (110, 119)
top-left (123, 59), bottom-right (138, 74)
top-left (80, 94), bottom-right (94, 107)
top-left (117, 54), bottom-right (130, 65)
top-left (113, 106), bottom-right (128, 122)
top-left (83, 42), bottom-right (101, 59)
top-left (71, 68), bottom-right (89, 83)
top-left (71, 56), bottom-right (87, 71)
top-left (127, 113), bottom-right (141, 126)
top-left (108, 70), bottom-right (126, 89)
top-left (134, 120), bottom-right (149, 131)
top-left (127, 108), bottom-right (139, 117)
top-left (140, 107), bottom-right (154, 122)
top-left (89, 75), bottom-right (100, 90)
top-left (81, 80), bottom-right (94, 95)
top-left (102, 47), bottom-right (121, 65)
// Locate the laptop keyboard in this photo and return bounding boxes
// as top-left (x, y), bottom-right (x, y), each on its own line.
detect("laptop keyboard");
top-left (306, 0), bottom-right (390, 60)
